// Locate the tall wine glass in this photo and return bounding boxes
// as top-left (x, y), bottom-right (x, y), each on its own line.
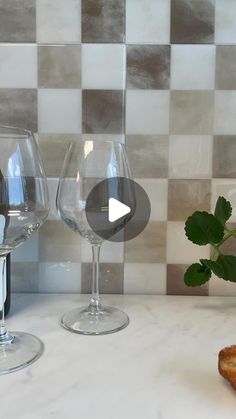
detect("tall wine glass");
top-left (57, 140), bottom-right (133, 335)
top-left (0, 126), bottom-right (49, 374)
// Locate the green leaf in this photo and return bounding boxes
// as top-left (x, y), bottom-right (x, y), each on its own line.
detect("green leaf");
top-left (200, 259), bottom-right (224, 278)
top-left (215, 255), bottom-right (236, 282)
top-left (185, 211), bottom-right (224, 246)
top-left (184, 263), bottom-right (211, 287)
top-left (214, 196), bottom-right (232, 226)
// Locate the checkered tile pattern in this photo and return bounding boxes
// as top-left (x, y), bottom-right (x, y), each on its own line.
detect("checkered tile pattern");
top-left (1, 0), bottom-right (235, 296)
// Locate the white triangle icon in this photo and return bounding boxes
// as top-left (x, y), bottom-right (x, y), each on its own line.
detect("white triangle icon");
top-left (108, 198), bottom-right (131, 223)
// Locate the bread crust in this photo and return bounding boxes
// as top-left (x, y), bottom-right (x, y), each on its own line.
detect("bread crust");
top-left (218, 345), bottom-right (236, 390)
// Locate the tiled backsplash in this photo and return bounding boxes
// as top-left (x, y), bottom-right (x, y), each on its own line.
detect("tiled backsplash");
top-left (1, 0), bottom-right (236, 296)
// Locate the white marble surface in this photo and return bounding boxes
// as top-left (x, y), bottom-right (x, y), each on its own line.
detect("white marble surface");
top-left (1, 294), bottom-right (236, 419)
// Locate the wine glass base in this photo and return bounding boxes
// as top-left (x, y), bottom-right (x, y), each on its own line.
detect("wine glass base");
top-left (61, 306), bottom-right (129, 335)
top-left (0, 332), bottom-right (44, 375)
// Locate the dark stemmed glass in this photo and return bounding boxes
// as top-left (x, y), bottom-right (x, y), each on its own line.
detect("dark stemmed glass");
top-left (0, 126), bottom-right (49, 374)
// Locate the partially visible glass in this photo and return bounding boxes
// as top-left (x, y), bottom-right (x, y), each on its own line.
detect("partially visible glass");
top-left (0, 126), bottom-right (49, 374)
top-left (57, 140), bottom-right (133, 335)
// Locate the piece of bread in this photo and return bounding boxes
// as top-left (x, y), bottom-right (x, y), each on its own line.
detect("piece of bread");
top-left (218, 345), bottom-right (236, 390)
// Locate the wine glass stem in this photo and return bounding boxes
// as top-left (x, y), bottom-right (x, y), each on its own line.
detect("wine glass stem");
top-left (90, 245), bottom-right (101, 310)
top-left (0, 256), bottom-right (13, 344)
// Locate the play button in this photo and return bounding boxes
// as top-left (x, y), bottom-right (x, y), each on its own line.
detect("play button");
top-left (108, 198), bottom-right (131, 223)
top-left (85, 177), bottom-right (151, 242)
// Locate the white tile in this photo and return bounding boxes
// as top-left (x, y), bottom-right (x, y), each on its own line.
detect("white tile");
top-left (209, 274), bottom-right (236, 296)
top-left (169, 135), bottom-right (213, 179)
top-left (214, 91), bottom-right (236, 134)
top-left (38, 89), bottom-right (81, 133)
top-left (47, 178), bottom-right (59, 220)
top-left (82, 44), bottom-right (125, 90)
top-left (171, 45), bottom-right (215, 90)
top-left (215, 0), bottom-right (236, 44)
top-left (81, 240), bottom-right (124, 263)
top-left (126, 90), bottom-right (170, 135)
top-left (167, 222), bottom-right (210, 264)
top-left (124, 263), bottom-right (166, 294)
top-left (211, 179), bottom-right (236, 221)
top-left (38, 262), bottom-right (81, 293)
top-left (137, 179), bottom-right (168, 221)
top-left (0, 45), bottom-right (37, 88)
top-left (126, 0), bottom-right (170, 44)
top-left (37, 0), bottom-right (81, 43)
top-left (12, 233), bottom-right (39, 262)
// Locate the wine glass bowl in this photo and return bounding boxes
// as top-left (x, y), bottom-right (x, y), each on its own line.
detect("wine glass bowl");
top-left (57, 140), bottom-right (133, 335)
top-left (0, 126), bottom-right (49, 374)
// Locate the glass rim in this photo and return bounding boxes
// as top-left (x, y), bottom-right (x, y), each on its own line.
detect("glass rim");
top-left (69, 139), bottom-right (125, 147)
top-left (0, 125), bottom-right (33, 137)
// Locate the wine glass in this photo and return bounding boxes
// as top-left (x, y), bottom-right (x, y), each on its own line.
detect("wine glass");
top-left (57, 140), bottom-right (133, 335)
top-left (0, 126), bottom-right (49, 374)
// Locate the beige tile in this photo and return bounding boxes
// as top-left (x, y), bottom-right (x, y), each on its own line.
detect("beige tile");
top-left (171, 0), bottom-right (214, 44)
top-left (126, 135), bottom-right (168, 178)
top-left (38, 262), bottom-right (81, 293)
top-left (169, 135), bottom-right (212, 179)
top-left (216, 46), bottom-right (236, 90)
top-left (213, 136), bottom-right (236, 178)
top-left (38, 45), bottom-right (81, 88)
top-left (38, 134), bottom-right (80, 177)
top-left (124, 263), bottom-right (166, 294)
top-left (82, 0), bottom-right (125, 43)
top-left (167, 221), bottom-right (210, 264)
top-left (211, 179), bottom-right (236, 222)
top-left (39, 220), bottom-right (81, 262)
top-left (127, 45), bottom-right (170, 89)
top-left (168, 179), bottom-right (211, 221)
top-left (0, 0), bottom-right (36, 42)
top-left (137, 179), bottom-right (168, 221)
top-left (81, 263), bottom-right (123, 294)
top-left (214, 91), bottom-right (236, 135)
top-left (209, 274), bottom-right (236, 296)
top-left (125, 221), bottom-right (166, 263)
top-left (167, 264), bottom-right (208, 296)
top-left (0, 89), bottom-right (37, 132)
top-left (170, 91), bottom-right (214, 135)
top-left (82, 90), bottom-right (124, 134)
top-left (11, 262), bottom-right (38, 293)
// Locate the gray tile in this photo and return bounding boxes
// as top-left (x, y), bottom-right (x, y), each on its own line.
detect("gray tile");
top-left (39, 220), bottom-right (81, 262)
top-left (38, 134), bottom-right (80, 177)
top-left (82, 0), bottom-right (125, 43)
top-left (38, 45), bottom-right (81, 88)
top-left (82, 90), bottom-right (124, 134)
top-left (0, 0), bottom-right (36, 42)
top-left (11, 262), bottom-right (39, 293)
top-left (126, 135), bottom-right (168, 178)
top-left (170, 91), bottom-right (214, 135)
top-left (213, 136), bottom-right (236, 178)
top-left (81, 263), bottom-right (124, 294)
top-left (0, 89), bottom-right (37, 132)
top-left (168, 179), bottom-right (211, 221)
top-left (127, 45), bottom-right (170, 89)
top-left (171, 0), bottom-right (215, 44)
top-left (216, 46), bottom-right (236, 90)
top-left (167, 264), bottom-right (209, 295)
top-left (125, 222), bottom-right (167, 263)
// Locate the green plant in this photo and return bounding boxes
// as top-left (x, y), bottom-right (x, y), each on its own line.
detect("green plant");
top-left (184, 196), bottom-right (236, 286)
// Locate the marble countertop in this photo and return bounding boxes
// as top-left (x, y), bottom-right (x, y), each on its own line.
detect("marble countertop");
top-left (1, 294), bottom-right (236, 419)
